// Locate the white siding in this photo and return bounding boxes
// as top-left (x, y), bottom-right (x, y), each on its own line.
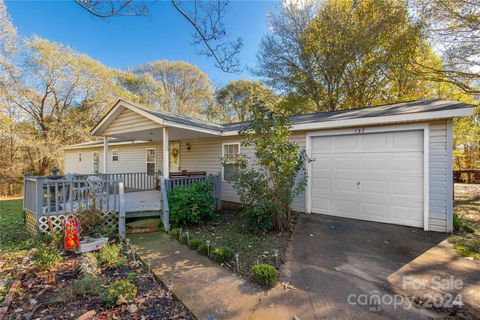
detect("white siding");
top-left (63, 120), bottom-right (453, 231)
top-left (428, 120), bottom-right (451, 232)
top-left (104, 108), bottom-right (161, 136)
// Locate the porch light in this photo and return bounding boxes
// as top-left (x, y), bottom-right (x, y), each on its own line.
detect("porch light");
top-left (186, 142), bottom-right (191, 150)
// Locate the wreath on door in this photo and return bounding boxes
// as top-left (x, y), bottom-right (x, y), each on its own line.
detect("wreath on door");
top-left (171, 147), bottom-right (179, 158)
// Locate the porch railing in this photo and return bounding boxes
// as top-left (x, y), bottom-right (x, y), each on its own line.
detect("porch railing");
top-left (72, 171), bottom-right (160, 192)
top-left (159, 173), bottom-right (222, 231)
top-left (23, 175), bottom-right (126, 239)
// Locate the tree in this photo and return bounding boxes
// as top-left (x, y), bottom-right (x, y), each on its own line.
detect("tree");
top-left (213, 79), bottom-right (275, 123)
top-left (414, 0), bottom-right (480, 94)
top-left (1, 36), bottom-right (137, 175)
top-left (132, 60), bottom-right (214, 119)
top-left (75, 0), bottom-right (243, 73)
top-left (256, 0), bottom-right (428, 112)
top-left (255, 1), bottom-right (321, 111)
top-left (223, 103), bottom-right (308, 232)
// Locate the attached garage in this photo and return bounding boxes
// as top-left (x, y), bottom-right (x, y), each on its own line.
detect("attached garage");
top-left (307, 126), bottom-right (426, 228)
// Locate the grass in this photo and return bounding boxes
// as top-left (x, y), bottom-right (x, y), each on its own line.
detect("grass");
top-left (0, 199), bottom-right (32, 250)
top-left (449, 184), bottom-right (480, 260)
top-left (180, 207), bottom-right (294, 280)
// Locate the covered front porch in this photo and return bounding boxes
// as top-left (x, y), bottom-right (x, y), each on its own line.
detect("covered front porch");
top-left (23, 100), bottom-right (225, 238)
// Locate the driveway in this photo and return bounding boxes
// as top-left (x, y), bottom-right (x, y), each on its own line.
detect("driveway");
top-left (259, 214), bottom-right (454, 319)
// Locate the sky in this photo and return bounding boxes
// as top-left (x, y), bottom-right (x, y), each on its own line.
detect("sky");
top-left (5, 0), bottom-right (279, 87)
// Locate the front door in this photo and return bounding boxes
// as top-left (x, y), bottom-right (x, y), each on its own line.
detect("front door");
top-left (169, 142), bottom-right (181, 172)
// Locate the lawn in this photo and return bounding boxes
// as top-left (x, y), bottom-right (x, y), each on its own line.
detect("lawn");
top-left (179, 207), bottom-right (294, 281)
top-left (0, 198), bottom-right (30, 249)
top-left (449, 184), bottom-right (480, 260)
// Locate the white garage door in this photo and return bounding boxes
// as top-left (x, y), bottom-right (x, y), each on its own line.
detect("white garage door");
top-left (310, 130), bottom-right (424, 228)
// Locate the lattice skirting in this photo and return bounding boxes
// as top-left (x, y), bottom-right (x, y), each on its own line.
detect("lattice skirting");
top-left (25, 211), bottom-right (37, 235)
top-left (35, 211), bottom-right (118, 234)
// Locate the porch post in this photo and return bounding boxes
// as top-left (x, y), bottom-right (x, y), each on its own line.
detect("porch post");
top-left (103, 136), bottom-right (108, 174)
top-left (163, 127), bottom-right (169, 177)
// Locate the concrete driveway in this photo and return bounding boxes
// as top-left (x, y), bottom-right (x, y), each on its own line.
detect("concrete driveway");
top-left (268, 213), bottom-right (452, 319)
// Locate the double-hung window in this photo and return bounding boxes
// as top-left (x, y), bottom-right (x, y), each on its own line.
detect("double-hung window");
top-left (112, 149), bottom-right (119, 162)
top-left (93, 152), bottom-right (99, 173)
top-left (222, 142), bottom-right (240, 181)
top-left (146, 148), bottom-right (156, 175)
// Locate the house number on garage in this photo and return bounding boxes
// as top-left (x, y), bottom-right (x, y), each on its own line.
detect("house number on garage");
top-left (354, 128), bottom-right (365, 134)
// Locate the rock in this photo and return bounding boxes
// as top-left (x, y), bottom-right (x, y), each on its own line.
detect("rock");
top-left (76, 310), bottom-right (96, 320)
top-left (127, 304), bottom-right (138, 313)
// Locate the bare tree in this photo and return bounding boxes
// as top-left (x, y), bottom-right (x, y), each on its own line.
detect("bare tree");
top-left (75, 0), bottom-right (243, 73)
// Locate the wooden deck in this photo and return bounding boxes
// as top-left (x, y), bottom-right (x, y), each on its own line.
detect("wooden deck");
top-left (124, 190), bottom-right (161, 217)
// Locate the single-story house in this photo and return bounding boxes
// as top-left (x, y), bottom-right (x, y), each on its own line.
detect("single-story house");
top-left (63, 98), bottom-right (474, 232)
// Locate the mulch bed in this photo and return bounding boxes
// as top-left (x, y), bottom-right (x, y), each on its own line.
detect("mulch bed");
top-left (181, 207), bottom-right (296, 282)
top-left (4, 249), bottom-right (192, 319)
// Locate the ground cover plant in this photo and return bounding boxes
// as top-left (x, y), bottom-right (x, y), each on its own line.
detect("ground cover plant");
top-left (449, 184), bottom-right (480, 260)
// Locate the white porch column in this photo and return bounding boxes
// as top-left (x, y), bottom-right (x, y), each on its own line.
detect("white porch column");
top-left (103, 136), bottom-right (108, 174)
top-left (163, 127), bottom-right (169, 177)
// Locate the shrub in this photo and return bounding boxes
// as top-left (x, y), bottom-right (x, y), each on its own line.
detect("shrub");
top-left (32, 245), bottom-right (62, 271)
top-left (98, 243), bottom-right (125, 269)
top-left (252, 263), bottom-right (278, 287)
top-left (453, 213), bottom-right (475, 233)
top-left (168, 228), bottom-right (180, 239)
top-left (189, 239), bottom-right (203, 250)
top-left (242, 206), bottom-right (275, 233)
top-left (73, 274), bottom-right (102, 297)
top-left (168, 180), bottom-right (217, 226)
top-left (222, 104), bottom-right (307, 232)
top-left (197, 244), bottom-right (209, 256)
top-left (212, 246), bottom-right (234, 262)
top-left (101, 278), bottom-right (137, 307)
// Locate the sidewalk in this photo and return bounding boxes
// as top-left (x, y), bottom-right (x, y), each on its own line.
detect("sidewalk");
top-left (129, 232), bottom-right (293, 320)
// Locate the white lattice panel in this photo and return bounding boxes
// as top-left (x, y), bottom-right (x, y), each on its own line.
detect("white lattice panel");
top-left (37, 211), bottom-right (118, 234)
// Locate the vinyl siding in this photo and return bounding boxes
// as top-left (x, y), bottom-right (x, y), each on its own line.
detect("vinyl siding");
top-left (428, 120), bottom-right (451, 232)
top-left (63, 120), bottom-right (453, 231)
top-left (104, 108), bottom-right (161, 136)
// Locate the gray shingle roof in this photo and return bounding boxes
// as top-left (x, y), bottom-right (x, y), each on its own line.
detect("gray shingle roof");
top-left (222, 98), bottom-right (473, 132)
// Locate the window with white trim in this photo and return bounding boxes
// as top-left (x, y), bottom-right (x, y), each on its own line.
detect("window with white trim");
top-left (222, 143), bottom-right (240, 181)
top-left (112, 149), bottom-right (119, 162)
top-left (146, 148), bottom-right (156, 175)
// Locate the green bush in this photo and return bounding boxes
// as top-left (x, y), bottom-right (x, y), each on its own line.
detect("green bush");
top-left (197, 243), bottom-right (209, 256)
top-left (168, 180), bottom-right (217, 226)
top-left (242, 205), bottom-right (275, 233)
top-left (73, 274), bottom-right (102, 297)
top-left (98, 243), bottom-right (125, 269)
top-left (453, 213), bottom-right (475, 233)
top-left (168, 228), bottom-right (180, 239)
top-left (32, 245), bottom-right (62, 271)
top-left (212, 246), bottom-right (234, 262)
top-left (101, 278), bottom-right (137, 307)
top-left (189, 239), bottom-right (203, 250)
top-left (252, 263), bottom-right (278, 287)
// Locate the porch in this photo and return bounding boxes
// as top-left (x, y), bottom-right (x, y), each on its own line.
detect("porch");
top-left (23, 171), bottom-right (221, 239)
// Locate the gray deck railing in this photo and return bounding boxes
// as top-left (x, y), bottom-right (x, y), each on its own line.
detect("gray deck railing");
top-left (73, 171), bottom-right (160, 192)
top-left (159, 174), bottom-right (222, 231)
top-left (23, 175), bottom-right (126, 239)
top-left (24, 176), bottom-right (124, 216)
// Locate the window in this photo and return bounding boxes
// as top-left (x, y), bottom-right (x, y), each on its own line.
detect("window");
top-left (146, 148), bottom-right (156, 175)
top-left (78, 153), bottom-right (82, 162)
top-left (93, 152), bottom-right (99, 173)
top-left (222, 143), bottom-right (240, 181)
top-left (112, 149), bottom-right (119, 162)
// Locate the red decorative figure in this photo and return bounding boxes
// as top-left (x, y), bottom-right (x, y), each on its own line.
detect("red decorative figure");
top-left (65, 217), bottom-right (80, 251)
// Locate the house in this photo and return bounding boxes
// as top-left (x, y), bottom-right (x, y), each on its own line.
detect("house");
top-left (63, 98), bottom-right (474, 232)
